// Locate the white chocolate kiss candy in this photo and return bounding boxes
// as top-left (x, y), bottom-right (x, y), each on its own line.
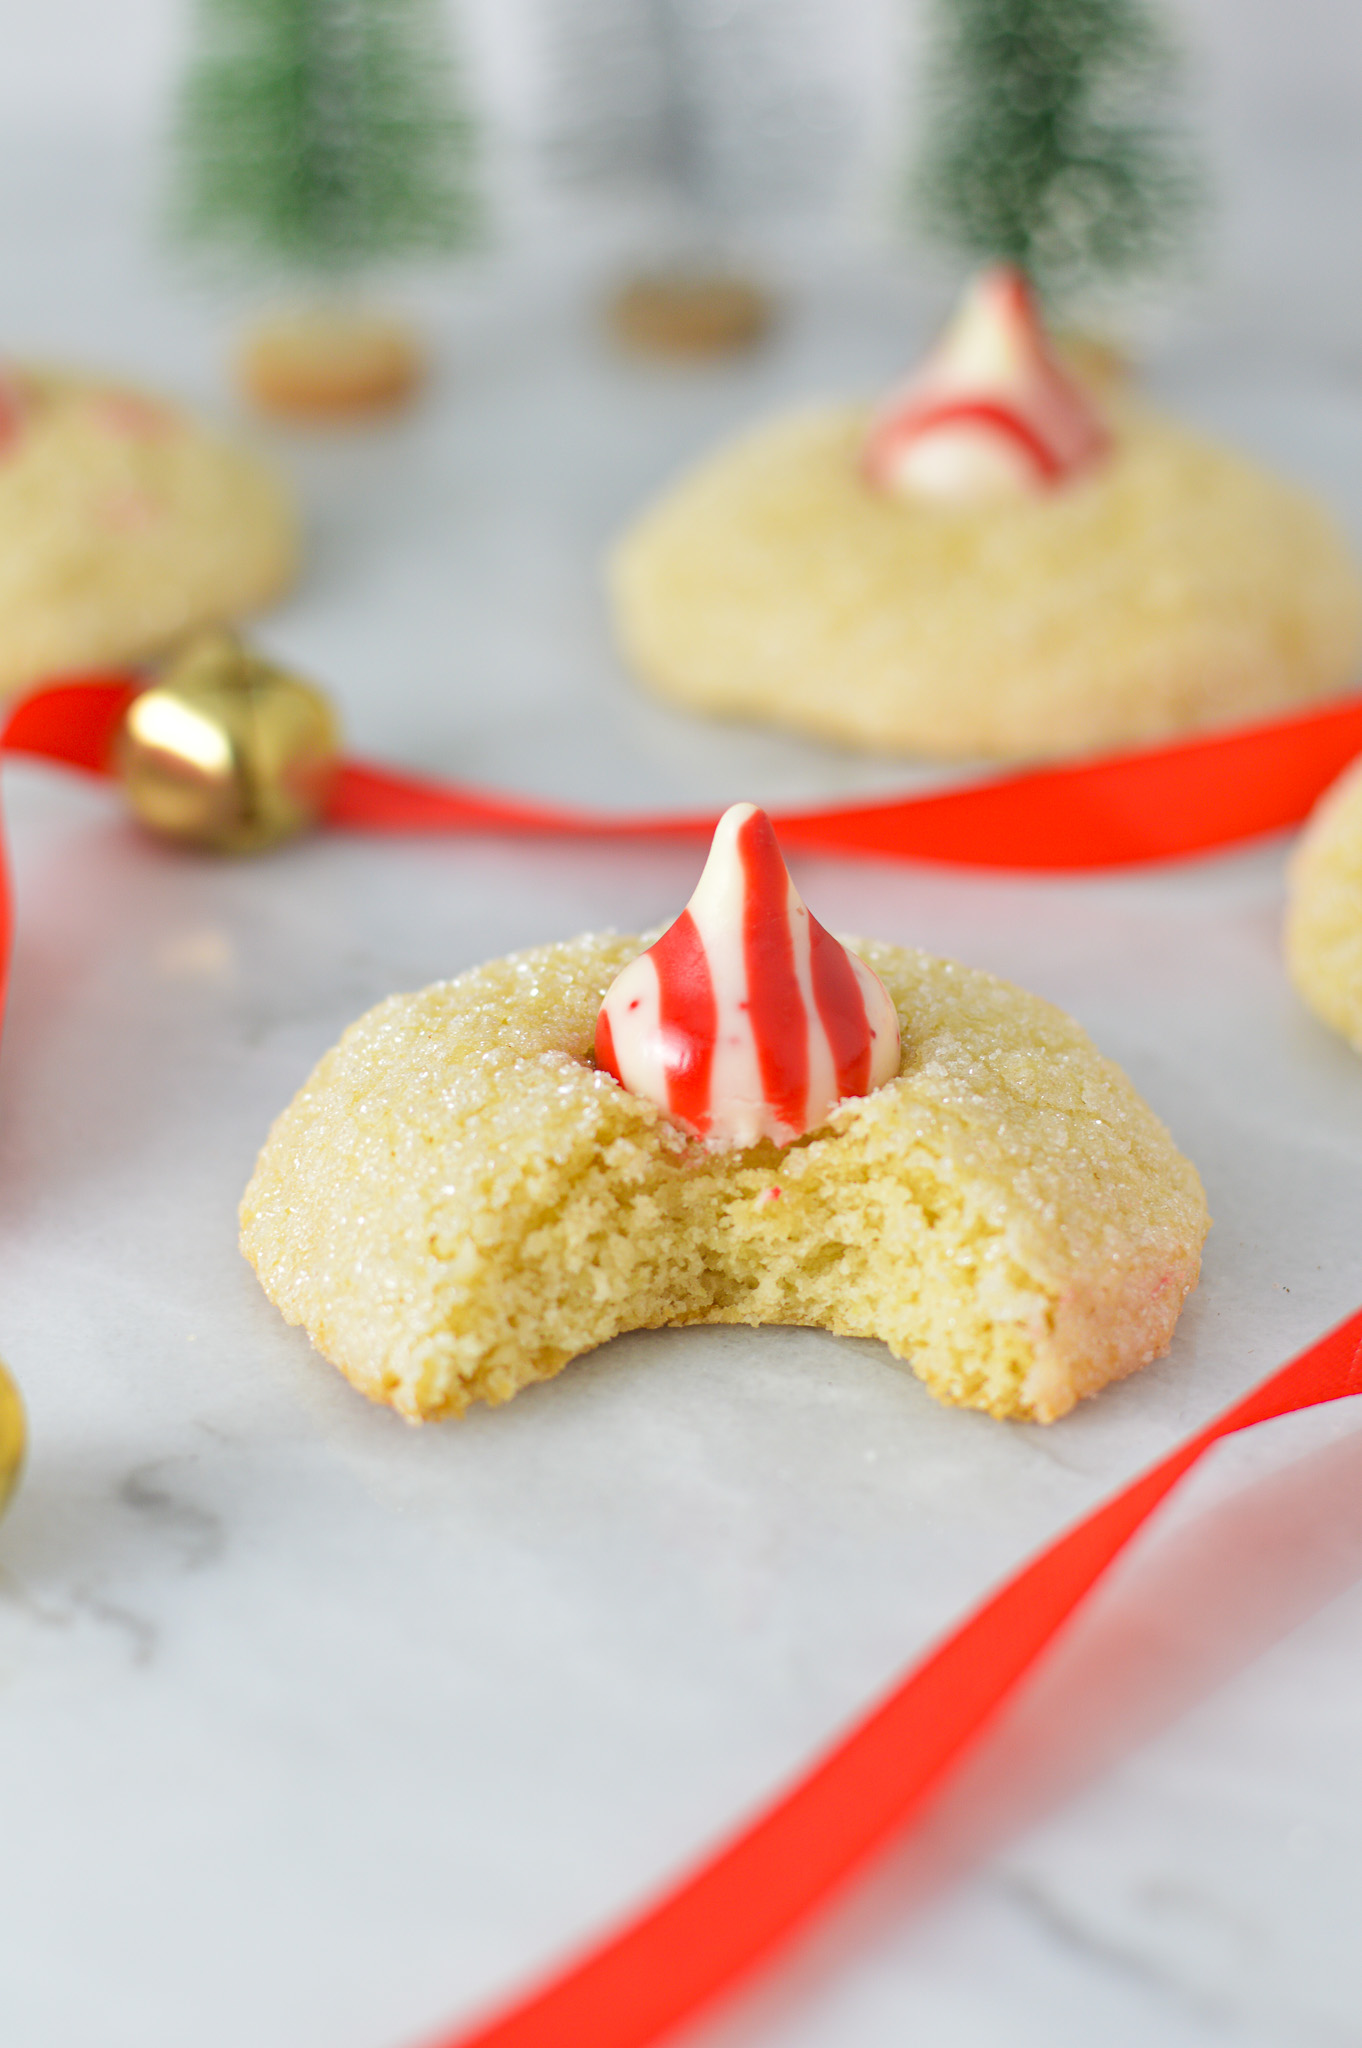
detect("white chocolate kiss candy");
top-left (863, 265), bottom-right (1108, 505)
top-left (595, 803), bottom-right (901, 1147)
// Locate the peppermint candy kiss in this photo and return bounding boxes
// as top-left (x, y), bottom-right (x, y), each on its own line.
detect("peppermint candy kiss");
top-left (595, 804), bottom-right (901, 1147)
top-left (863, 266), bottom-right (1108, 505)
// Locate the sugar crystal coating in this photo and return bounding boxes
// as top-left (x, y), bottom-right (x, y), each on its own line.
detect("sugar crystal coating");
top-left (241, 932), bottom-right (1209, 1425)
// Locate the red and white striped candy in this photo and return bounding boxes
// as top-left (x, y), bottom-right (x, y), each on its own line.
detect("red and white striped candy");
top-left (863, 266), bottom-right (1108, 504)
top-left (595, 804), bottom-right (900, 1147)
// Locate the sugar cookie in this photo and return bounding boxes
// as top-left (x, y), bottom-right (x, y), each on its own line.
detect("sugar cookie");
top-left (610, 272), bottom-right (1361, 760)
top-left (242, 917), bottom-right (1208, 1428)
top-left (0, 368), bottom-right (296, 696)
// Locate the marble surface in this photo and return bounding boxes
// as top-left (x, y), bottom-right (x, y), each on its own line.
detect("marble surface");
top-left (3, 143), bottom-right (1362, 2048)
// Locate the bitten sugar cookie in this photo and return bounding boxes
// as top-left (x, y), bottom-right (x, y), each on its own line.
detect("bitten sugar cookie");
top-left (1286, 757), bottom-right (1362, 1054)
top-left (0, 367), bottom-right (297, 696)
top-left (610, 270), bottom-right (1362, 761)
top-left (242, 807), bottom-right (1208, 1426)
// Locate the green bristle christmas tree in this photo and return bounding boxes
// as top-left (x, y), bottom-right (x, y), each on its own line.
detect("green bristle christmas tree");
top-left (911, 0), bottom-right (1199, 310)
top-left (170, 0), bottom-right (480, 418)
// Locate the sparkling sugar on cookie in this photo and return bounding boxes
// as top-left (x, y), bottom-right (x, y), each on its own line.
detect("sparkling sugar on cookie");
top-left (863, 266), bottom-right (1109, 504)
top-left (242, 922), bottom-right (1209, 1426)
top-left (596, 804), bottom-right (899, 1146)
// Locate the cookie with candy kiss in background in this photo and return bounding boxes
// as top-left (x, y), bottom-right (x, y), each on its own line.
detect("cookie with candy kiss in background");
top-left (241, 805), bottom-right (1209, 1426)
top-left (609, 266), bottom-right (1362, 761)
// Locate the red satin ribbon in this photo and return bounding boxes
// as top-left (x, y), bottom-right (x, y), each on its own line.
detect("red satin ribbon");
top-left (430, 1307), bottom-right (1362, 2048)
top-left (6, 675), bottom-right (1362, 870)
top-left (3, 675), bottom-right (1362, 2048)
top-left (328, 694), bottom-right (1362, 869)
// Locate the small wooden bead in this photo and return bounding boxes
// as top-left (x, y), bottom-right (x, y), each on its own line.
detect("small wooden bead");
top-left (115, 630), bottom-right (341, 855)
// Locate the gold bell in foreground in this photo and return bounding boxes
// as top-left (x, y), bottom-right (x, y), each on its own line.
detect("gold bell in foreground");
top-left (0, 1358), bottom-right (25, 1522)
top-left (114, 629), bottom-right (342, 854)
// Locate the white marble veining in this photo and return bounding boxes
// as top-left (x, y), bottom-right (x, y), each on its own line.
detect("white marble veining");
top-left (2, 83), bottom-right (1362, 2048)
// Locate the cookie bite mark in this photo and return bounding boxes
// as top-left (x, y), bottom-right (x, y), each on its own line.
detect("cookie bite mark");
top-left (597, 804), bottom-right (900, 1147)
top-left (864, 266), bottom-right (1109, 504)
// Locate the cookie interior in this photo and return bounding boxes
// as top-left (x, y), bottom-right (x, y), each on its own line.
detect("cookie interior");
top-left (241, 933), bottom-right (1208, 1426)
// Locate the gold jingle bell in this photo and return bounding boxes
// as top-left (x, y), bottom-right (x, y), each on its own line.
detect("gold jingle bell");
top-left (115, 630), bottom-right (342, 854)
top-left (0, 1358), bottom-right (25, 1522)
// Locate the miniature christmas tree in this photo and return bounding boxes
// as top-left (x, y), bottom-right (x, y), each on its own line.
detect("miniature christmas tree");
top-left (170, 0), bottom-right (479, 417)
top-left (911, 0), bottom-right (1199, 310)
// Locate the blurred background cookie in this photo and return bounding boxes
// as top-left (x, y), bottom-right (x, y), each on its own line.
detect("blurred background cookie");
top-left (1286, 757), bottom-right (1362, 1055)
top-left (0, 369), bottom-right (296, 697)
top-left (610, 272), bottom-right (1362, 760)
